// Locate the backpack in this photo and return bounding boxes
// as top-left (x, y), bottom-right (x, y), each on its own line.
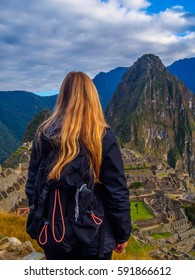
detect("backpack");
top-left (26, 141), bottom-right (104, 253)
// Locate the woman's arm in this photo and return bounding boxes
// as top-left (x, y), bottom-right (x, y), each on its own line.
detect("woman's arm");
top-left (100, 129), bottom-right (132, 246)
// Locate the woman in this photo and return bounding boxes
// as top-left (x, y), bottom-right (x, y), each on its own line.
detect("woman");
top-left (25, 71), bottom-right (131, 260)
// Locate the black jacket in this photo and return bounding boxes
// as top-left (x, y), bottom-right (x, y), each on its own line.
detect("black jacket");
top-left (25, 128), bottom-right (131, 255)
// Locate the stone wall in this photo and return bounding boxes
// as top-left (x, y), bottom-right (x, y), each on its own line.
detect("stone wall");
top-left (0, 168), bottom-right (19, 192)
top-left (164, 217), bottom-right (191, 233)
top-left (133, 218), bottom-right (159, 229)
top-left (175, 236), bottom-right (195, 253)
top-left (0, 168), bottom-right (28, 213)
top-left (144, 198), bottom-right (157, 216)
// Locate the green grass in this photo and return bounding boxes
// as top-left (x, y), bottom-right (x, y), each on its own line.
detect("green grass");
top-left (129, 182), bottom-right (143, 188)
top-left (112, 235), bottom-right (153, 260)
top-left (131, 201), bottom-right (154, 222)
top-left (125, 170), bottom-right (151, 176)
top-left (0, 212), bottom-right (42, 253)
top-left (142, 242), bottom-right (155, 252)
top-left (149, 232), bottom-right (172, 240)
top-left (124, 164), bottom-right (145, 170)
top-left (157, 173), bottom-right (167, 178)
top-left (188, 249), bottom-right (195, 257)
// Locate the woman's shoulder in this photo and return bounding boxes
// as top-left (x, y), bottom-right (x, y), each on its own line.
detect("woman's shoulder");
top-left (102, 127), bottom-right (118, 152)
top-left (103, 127), bottom-right (116, 140)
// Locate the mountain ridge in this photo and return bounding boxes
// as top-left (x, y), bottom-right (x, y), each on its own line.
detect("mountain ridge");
top-left (1, 54), bottom-right (195, 167)
top-left (93, 66), bottom-right (127, 110)
top-left (0, 91), bottom-right (56, 140)
top-left (167, 57), bottom-right (195, 94)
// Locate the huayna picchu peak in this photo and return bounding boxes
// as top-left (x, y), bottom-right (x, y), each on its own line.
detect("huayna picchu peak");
top-left (105, 54), bottom-right (195, 177)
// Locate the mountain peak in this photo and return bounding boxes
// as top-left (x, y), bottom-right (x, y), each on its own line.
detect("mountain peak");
top-left (131, 53), bottom-right (166, 73)
top-left (137, 53), bottom-right (161, 62)
top-left (119, 54), bottom-right (167, 90)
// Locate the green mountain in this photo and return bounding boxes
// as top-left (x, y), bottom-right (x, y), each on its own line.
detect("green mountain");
top-left (22, 109), bottom-right (52, 143)
top-left (0, 91), bottom-right (57, 163)
top-left (2, 109), bottom-right (52, 169)
top-left (105, 54), bottom-right (195, 177)
top-left (0, 121), bottom-right (19, 163)
top-left (0, 91), bottom-right (57, 141)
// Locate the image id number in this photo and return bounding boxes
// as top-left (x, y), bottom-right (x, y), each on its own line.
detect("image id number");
top-left (117, 266), bottom-right (171, 276)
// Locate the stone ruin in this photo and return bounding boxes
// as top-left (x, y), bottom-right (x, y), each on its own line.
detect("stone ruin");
top-left (122, 149), bottom-right (195, 259)
top-left (0, 142), bottom-right (45, 260)
top-left (0, 142), bottom-right (33, 213)
top-left (141, 193), bottom-right (195, 257)
top-left (0, 236), bottom-right (44, 260)
top-left (0, 166), bottom-right (29, 213)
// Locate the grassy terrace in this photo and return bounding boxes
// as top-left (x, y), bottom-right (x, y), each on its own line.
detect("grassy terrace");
top-left (2, 145), bottom-right (30, 169)
top-left (124, 164), bottom-right (151, 175)
top-left (131, 201), bottom-right (154, 222)
top-left (149, 232), bottom-right (172, 240)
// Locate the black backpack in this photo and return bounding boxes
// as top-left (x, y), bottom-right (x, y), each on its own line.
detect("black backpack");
top-left (26, 142), bottom-right (104, 253)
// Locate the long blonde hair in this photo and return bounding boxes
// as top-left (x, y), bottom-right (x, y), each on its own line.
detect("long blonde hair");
top-left (37, 71), bottom-right (108, 183)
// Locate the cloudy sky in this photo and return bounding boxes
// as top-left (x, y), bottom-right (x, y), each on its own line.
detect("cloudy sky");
top-left (0, 0), bottom-right (195, 95)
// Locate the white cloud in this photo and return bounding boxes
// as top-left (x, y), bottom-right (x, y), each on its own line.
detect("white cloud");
top-left (114, 0), bottom-right (151, 10)
top-left (0, 0), bottom-right (195, 92)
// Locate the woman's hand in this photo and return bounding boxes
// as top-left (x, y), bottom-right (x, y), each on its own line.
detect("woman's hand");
top-left (114, 241), bottom-right (128, 254)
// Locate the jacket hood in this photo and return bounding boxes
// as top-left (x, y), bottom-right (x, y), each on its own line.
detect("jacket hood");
top-left (38, 118), bottom-right (62, 153)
